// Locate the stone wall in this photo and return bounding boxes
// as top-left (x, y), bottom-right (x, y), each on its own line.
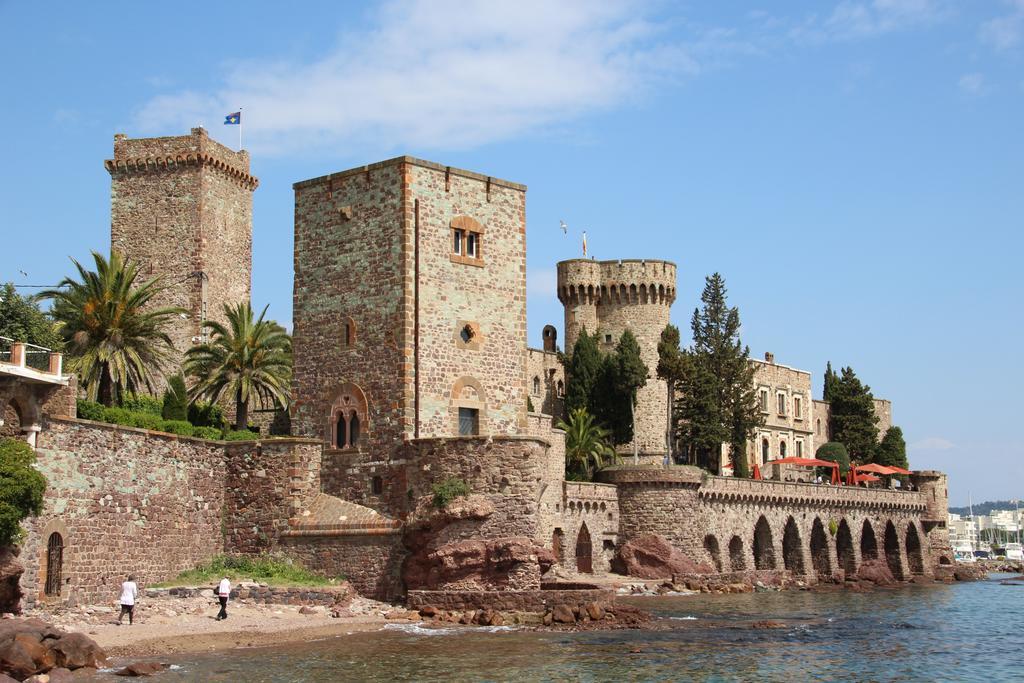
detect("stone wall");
top-left (278, 531), bottom-right (404, 601)
top-left (601, 466), bottom-right (941, 582)
top-left (812, 399), bottom-right (831, 445)
top-left (526, 348), bottom-right (564, 418)
top-left (553, 482), bottom-right (620, 574)
top-left (22, 418), bottom-right (227, 606)
top-left (107, 128), bottom-right (256, 391)
top-left (557, 259), bottom-right (676, 459)
top-left (406, 587), bottom-right (614, 612)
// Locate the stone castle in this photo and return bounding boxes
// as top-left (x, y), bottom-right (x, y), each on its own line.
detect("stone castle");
top-left (0, 129), bottom-right (953, 611)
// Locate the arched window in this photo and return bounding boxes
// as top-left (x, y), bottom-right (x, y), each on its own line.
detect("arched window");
top-left (779, 441), bottom-right (787, 458)
top-left (371, 476), bottom-right (383, 495)
top-left (341, 317), bottom-right (356, 348)
top-left (45, 532), bottom-right (64, 596)
top-left (532, 376), bottom-right (541, 394)
top-left (557, 380), bottom-right (564, 397)
top-left (761, 438), bottom-right (769, 464)
top-left (816, 419), bottom-right (821, 435)
top-left (329, 383), bottom-right (368, 450)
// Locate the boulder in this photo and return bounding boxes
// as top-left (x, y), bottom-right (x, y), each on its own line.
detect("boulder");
top-left (584, 602), bottom-right (605, 621)
top-left (854, 559), bottom-right (897, 586)
top-left (0, 548), bottom-right (24, 616)
top-left (551, 604), bottom-right (576, 624)
top-left (0, 619), bottom-right (104, 680)
top-left (612, 535), bottom-right (712, 579)
top-left (114, 661), bottom-right (169, 676)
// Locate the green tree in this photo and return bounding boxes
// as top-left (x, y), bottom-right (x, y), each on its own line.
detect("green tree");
top-left (161, 373), bottom-right (189, 421)
top-left (816, 441), bottom-right (851, 475)
top-left (657, 325), bottom-right (684, 462)
top-left (822, 361), bottom-right (839, 402)
top-left (556, 408), bottom-right (617, 481)
top-left (563, 329), bottom-right (602, 419)
top-left (612, 330), bottom-right (648, 463)
top-left (40, 251), bottom-right (181, 406)
top-left (184, 302), bottom-right (292, 430)
top-left (0, 283), bottom-right (63, 350)
top-left (0, 438), bottom-right (47, 546)
top-left (828, 366), bottom-right (879, 463)
top-left (672, 274), bottom-right (762, 475)
top-left (875, 426), bottom-right (908, 470)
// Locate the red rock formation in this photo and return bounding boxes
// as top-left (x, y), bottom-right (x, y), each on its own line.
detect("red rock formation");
top-left (853, 559), bottom-right (897, 586)
top-left (611, 535), bottom-right (712, 579)
top-left (0, 619), bottom-right (105, 680)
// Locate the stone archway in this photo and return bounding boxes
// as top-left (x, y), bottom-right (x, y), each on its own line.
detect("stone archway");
top-left (753, 516), bottom-right (776, 570)
top-left (782, 517), bottom-right (805, 574)
top-left (836, 519), bottom-right (856, 575)
top-left (704, 534), bottom-right (722, 572)
top-left (575, 523), bottom-right (593, 574)
top-left (552, 528), bottom-right (564, 564)
top-left (861, 520), bottom-right (879, 561)
top-left (729, 536), bottom-right (746, 571)
top-left (810, 518), bottom-right (832, 578)
top-left (884, 521), bottom-right (904, 580)
top-left (905, 522), bottom-right (925, 575)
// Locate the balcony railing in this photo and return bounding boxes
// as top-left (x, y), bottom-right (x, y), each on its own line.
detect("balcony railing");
top-left (0, 336), bottom-right (63, 376)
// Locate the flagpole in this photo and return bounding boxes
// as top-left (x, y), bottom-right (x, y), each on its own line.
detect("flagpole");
top-left (239, 107), bottom-right (243, 151)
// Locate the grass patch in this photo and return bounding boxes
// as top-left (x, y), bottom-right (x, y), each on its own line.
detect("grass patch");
top-left (152, 554), bottom-right (344, 588)
top-left (431, 477), bottom-right (470, 509)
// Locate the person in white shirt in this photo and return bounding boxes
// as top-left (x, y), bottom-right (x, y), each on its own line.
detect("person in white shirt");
top-left (216, 576), bottom-right (231, 620)
top-left (117, 575), bottom-right (139, 625)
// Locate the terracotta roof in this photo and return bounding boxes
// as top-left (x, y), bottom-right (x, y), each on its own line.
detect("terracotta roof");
top-left (285, 493), bottom-right (400, 536)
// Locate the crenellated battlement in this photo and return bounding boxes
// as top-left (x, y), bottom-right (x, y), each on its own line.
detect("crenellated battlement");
top-left (557, 259), bottom-right (677, 306)
top-left (105, 127), bottom-right (258, 190)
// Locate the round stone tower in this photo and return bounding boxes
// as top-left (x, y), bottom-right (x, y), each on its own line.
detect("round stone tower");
top-left (556, 259), bottom-right (677, 463)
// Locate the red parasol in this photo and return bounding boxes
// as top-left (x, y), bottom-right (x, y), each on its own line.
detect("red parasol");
top-left (831, 466), bottom-right (841, 485)
top-left (752, 463), bottom-right (763, 480)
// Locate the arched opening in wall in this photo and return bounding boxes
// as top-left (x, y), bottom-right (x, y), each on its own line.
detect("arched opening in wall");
top-left (884, 521), bottom-right (904, 580)
top-left (810, 518), bottom-right (832, 578)
top-left (44, 533), bottom-right (64, 597)
top-left (779, 441), bottom-right (787, 458)
top-left (939, 555), bottom-right (952, 565)
top-left (532, 376), bottom-right (541, 395)
top-left (371, 476), bottom-right (383, 495)
top-left (905, 523), bottom-right (925, 575)
top-left (557, 380), bottom-right (564, 397)
top-left (552, 528), bottom-right (564, 564)
top-left (729, 536), bottom-right (746, 571)
top-left (782, 517), bottom-right (805, 574)
top-left (0, 400), bottom-right (23, 439)
top-left (753, 516), bottom-right (776, 570)
top-left (836, 519), bottom-right (856, 576)
top-left (575, 523), bottom-right (593, 574)
top-left (329, 383), bottom-right (368, 450)
top-left (861, 520), bottom-right (879, 561)
top-left (761, 439), bottom-right (769, 465)
top-left (704, 535), bottom-right (722, 572)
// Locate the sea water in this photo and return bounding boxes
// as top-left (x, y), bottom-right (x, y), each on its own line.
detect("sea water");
top-left (88, 574), bottom-right (1024, 682)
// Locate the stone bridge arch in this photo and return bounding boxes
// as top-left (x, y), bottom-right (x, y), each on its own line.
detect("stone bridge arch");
top-left (728, 535), bottom-right (745, 571)
top-left (753, 516), bottom-right (776, 570)
top-left (810, 518), bottom-right (832, 578)
top-left (704, 534), bottom-right (722, 572)
top-left (782, 517), bottom-right (805, 574)
top-left (860, 519), bottom-right (879, 561)
top-left (905, 521), bottom-right (925, 575)
top-left (836, 518), bottom-right (856, 576)
top-left (883, 520), bottom-right (906, 580)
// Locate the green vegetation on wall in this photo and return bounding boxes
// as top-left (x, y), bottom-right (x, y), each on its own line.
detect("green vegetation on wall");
top-left (0, 438), bottom-right (47, 546)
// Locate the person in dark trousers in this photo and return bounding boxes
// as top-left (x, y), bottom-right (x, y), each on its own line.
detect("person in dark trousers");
top-left (216, 576), bottom-right (231, 620)
top-left (117, 574), bottom-right (139, 625)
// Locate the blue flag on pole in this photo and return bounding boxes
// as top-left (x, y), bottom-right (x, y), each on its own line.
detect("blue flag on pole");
top-left (224, 112), bottom-right (241, 125)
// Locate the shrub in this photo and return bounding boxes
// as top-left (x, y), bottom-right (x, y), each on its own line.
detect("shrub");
top-left (162, 374), bottom-right (189, 422)
top-left (192, 426), bottom-right (223, 440)
top-left (189, 401), bottom-right (226, 430)
top-left (0, 438), bottom-right (47, 545)
top-left (161, 420), bottom-right (195, 437)
top-left (154, 553), bottom-right (340, 587)
top-left (124, 411), bottom-right (164, 431)
top-left (100, 407), bottom-right (134, 426)
top-left (431, 477), bottom-right (470, 509)
top-left (76, 399), bottom-right (105, 421)
top-left (121, 394), bottom-right (164, 416)
top-left (816, 442), bottom-right (851, 475)
top-left (223, 429), bottom-right (260, 441)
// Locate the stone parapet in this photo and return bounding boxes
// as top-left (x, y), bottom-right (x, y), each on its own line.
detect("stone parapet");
top-left (598, 465), bottom-right (703, 486)
top-left (698, 476), bottom-right (926, 512)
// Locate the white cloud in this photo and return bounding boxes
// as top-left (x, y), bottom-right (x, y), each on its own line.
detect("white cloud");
top-left (135, 1), bottom-right (695, 155)
top-left (791, 0), bottom-right (949, 43)
top-left (958, 72), bottom-right (987, 95)
top-left (909, 437), bottom-right (956, 451)
top-left (980, 1), bottom-right (1024, 51)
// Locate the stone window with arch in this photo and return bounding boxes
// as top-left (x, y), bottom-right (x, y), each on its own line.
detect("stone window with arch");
top-left (779, 440), bottom-right (787, 458)
top-left (532, 376), bottom-right (541, 395)
top-left (328, 383), bottom-right (368, 450)
top-left (341, 316), bottom-right (356, 348)
top-left (450, 376), bottom-right (486, 436)
top-left (761, 437), bottom-right (770, 464)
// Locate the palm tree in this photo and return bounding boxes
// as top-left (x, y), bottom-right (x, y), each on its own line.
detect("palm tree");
top-left (557, 408), bottom-right (618, 481)
top-left (41, 251), bottom-right (181, 406)
top-left (184, 302), bottom-right (291, 430)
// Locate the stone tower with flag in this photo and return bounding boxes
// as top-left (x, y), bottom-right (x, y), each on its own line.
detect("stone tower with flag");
top-left (105, 127), bottom-right (259, 391)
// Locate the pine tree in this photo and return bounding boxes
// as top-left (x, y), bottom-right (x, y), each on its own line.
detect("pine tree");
top-left (829, 366), bottom-right (879, 463)
top-left (563, 329), bottom-right (601, 419)
top-left (823, 361), bottom-right (839, 402)
top-left (657, 325), bottom-right (683, 462)
top-left (875, 426), bottom-right (908, 470)
top-left (161, 373), bottom-right (189, 421)
top-left (613, 330), bottom-right (648, 463)
top-left (673, 274), bottom-right (763, 474)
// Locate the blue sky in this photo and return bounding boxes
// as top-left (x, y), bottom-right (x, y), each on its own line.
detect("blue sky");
top-left (1, 1), bottom-right (1021, 505)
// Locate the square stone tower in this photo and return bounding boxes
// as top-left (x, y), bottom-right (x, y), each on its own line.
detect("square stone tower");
top-left (105, 128), bottom-right (258, 390)
top-left (291, 157), bottom-right (528, 454)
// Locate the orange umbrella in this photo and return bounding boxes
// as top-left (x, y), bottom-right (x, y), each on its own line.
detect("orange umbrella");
top-left (752, 463), bottom-right (763, 480)
top-left (831, 466), bottom-right (841, 485)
